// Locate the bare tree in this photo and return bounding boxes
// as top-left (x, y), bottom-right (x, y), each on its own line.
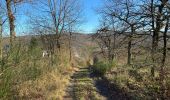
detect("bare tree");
top-left (160, 16), bottom-right (169, 100)
top-left (94, 27), bottom-right (114, 62)
top-left (0, 3), bottom-right (8, 70)
top-left (5, 0), bottom-right (16, 45)
top-left (5, 0), bottom-right (31, 45)
top-left (128, 0), bottom-right (170, 98)
top-left (0, 17), bottom-right (2, 65)
top-left (29, 0), bottom-right (82, 65)
top-left (68, 27), bottom-right (72, 62)
top-left (158, 1), bottom-right (170, 98)
top-left (139, 0), bottom-right (169, 78)
top-left (100, 0), bottom-right (142, 64)
top-left (151, 0), bottom-right (168, 78)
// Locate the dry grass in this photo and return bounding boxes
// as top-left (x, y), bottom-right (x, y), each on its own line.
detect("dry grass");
top-left (16, 48), bottom-right (74, 99)
top-left (101, 48), bottom-right (170, 99)
top-left (0, 38), bottom-right (77, 99)
top-left (18, 68), bottom-right (71, 100)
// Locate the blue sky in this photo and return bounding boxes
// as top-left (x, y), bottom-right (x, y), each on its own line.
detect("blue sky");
top-left (25, 0), bottom-right (104, 34)
top-left (80, 0), bottom-right (103, 33)
top-left (2, 0), bottom-right (104, 35)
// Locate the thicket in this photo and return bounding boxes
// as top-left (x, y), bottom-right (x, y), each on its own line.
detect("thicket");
top-left (0, 37), bottom-right (72, 99)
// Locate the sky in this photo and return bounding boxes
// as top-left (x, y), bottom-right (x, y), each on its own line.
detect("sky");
top-left (13, 0), bottom-right (104, 35)
top-left (80, 0), bottom-right (103, 33)
top-left (1, 0), bottom-right (104, 35)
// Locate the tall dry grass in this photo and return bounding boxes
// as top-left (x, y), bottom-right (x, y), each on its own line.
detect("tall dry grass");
top-left (0, 37), bottom-right (75, 99)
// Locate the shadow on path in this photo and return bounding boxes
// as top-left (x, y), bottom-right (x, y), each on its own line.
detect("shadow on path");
top-left (64, 67), bottom-right (132, 100)
top-left (95, 77), bottom-right (131, 100)
top-left (90, 69), bottom-right (132, 100)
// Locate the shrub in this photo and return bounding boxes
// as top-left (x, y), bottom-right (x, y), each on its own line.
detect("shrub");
top-left (128, 69), bottom-right (143, 82)
top-left (93, 61), bottom-right (115, 77)
top-left (21, 66), bottom-right (41, 81)
top-left (0, 68), bottom-right (13, 99)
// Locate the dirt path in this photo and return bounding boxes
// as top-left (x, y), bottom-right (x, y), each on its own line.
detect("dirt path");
top-left (64, 67), bottom-right (130, 100)
top-left (63, 67), bottom-right (106, 100)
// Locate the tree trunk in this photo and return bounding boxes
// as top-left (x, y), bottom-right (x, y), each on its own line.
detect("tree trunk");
top-left (127, 37), bottom-right (132, 65)
top-left (56, 39), bottom-right (60, 50)
top-left (150, 0), bottom-right (167, 78)
top-left (151, 30), bottom-right (158, 77)
top-left (127, 26), bottom-right (134, 65)
top-left (113, 33), bottom-right (116, 59)
top-left (50, 49), bottom-right (55, 66)
top-left (108, 38), bottom-right (112, 62)
top-left (55, 28), bottom-right (61, 51)
top-left (6, 0), bottom-right (15, 46)
top-left (150, 0), bottom-right (156, 77)
top-left (0, 17), bottom-right (3, 71)
top-left (69, 31), bottom-right (72, 62)
top-left (159, 18), bottom-right (169, 100)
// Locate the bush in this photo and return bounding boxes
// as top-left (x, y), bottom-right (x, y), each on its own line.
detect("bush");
top-left (128, 69), bottom-right (143, 82)
top-left (93, 61), bottom-right (115, 77)
top-left (21, 66), bottom-right (41, 81)
top-left (0, 68), bottom-right (13, 99)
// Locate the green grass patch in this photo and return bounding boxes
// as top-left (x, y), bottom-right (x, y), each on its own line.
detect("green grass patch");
top-left (93, 60), bottom-right (116, 77)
